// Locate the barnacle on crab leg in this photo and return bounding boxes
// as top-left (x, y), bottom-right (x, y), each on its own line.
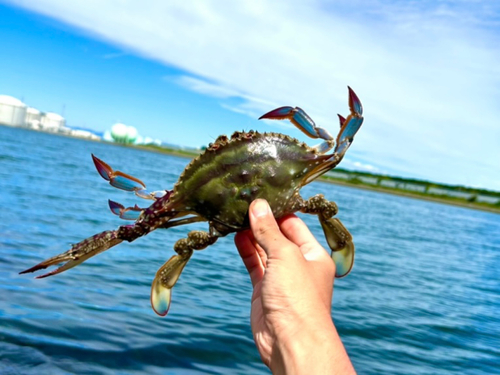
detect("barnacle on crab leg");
top-left (92, 154), bottom-right (167, 200)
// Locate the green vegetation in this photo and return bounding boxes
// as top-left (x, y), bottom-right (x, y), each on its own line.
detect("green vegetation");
top-left (323, 168), bottom-right (500, 214)
top-left (136, 143), bottom-right (199, 158)
top-left (330, 168), bottom-right (500, 198)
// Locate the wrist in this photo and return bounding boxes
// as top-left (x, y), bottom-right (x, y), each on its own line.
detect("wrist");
top-left (271, 318), bottom-right (355, 375)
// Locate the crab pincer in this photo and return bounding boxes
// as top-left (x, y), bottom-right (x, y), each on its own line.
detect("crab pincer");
top-left (334, 86), bottom-right (364, 158)
top-left (92, 154), bottom-right (147, 193)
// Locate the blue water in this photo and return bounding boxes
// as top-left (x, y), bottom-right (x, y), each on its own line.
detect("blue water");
top-left (1, 125), bottom-right (499, 374)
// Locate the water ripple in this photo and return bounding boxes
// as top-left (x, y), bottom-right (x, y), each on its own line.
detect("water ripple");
top-left (1, 126), bottom-right (499, 374)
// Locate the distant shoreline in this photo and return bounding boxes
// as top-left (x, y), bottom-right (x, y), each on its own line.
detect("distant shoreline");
top-left (134, 143), bottom-right (500, 215)
top-left (319, 178), bottom-right (500, 215)
top-left (3, 124), bottom-right (499, 215)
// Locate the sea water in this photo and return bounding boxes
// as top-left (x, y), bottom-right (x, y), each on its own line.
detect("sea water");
top-left (1, 125), bottom-right (499, 374)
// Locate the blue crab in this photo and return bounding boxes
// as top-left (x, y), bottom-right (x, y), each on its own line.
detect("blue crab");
top-left (21, 87), bottom-right (364, 316)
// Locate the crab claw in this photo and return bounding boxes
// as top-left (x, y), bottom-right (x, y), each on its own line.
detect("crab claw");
top-left (260, 106), bottom-right (334, 141)
top-left (151, 251), bottom-right (192, 316)
top-left (348, 86), bottom-right (363, 115)
top-left (319, 217), bottom-right (355, 278)
top-left (108, 200), bottom-right (143, 220)
top-left (337, 114), bottom-right (346, 128)
top-left (334, 87), bottom-right (364, 158)
top-left (92, 154), bottom-right (147, 194)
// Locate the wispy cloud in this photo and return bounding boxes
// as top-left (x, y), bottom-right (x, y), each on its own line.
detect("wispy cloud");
top-left (7, 0), bottom-right (500, 189)
top-left (173, 76), bottom-right (242, 99)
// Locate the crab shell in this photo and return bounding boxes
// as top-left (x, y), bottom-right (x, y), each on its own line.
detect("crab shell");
top-left (169, 130), bottom-right (335, 231)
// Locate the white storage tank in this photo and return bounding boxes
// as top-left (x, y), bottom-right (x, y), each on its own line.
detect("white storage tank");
top-left (0, 95), bottom-right (27, 126)
top-left (41, 112), bottom-right (65, 131)
top-left (26, 107), bottom-right (42, 128)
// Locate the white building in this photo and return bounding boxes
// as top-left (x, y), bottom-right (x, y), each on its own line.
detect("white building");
top-left (380, 180), bottom-right (398, 188)
top-left (69, 129), bottom-right (101, 141)
top-left (428, 187), bottom-right (473, 200)
top-left (326, 171), bottom-right (350, 180)
top-left (476, 195), bottom-right (500, 204)
top-left (358, 176), bottom-right (379, 185)
top-left (0, 95), bottom-right (27, 126)
top-left (401, 183), bottom-right (427, 193)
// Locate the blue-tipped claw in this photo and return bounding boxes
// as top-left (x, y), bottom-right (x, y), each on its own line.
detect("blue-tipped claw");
top-left (334, 87), bottom-right (364, 158)
top-left (260, 106), bottom-right (326, 140)
top-left (108, 200), bottom-right (143, 220)
top-left (92, 154), bottom-right (146, 192)
top-left (337, 114), bottom-right (346, 128)
top-left (348, 86), bottom-right (363, 116)
top-left (259, 106), bottom-right (295, 120)
top-left (92, 154), bottom-right (112, 181)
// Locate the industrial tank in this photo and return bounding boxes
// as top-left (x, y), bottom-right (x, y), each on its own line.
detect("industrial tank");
top-left (0, 95), bottom-right (27, 126)
top-left (41, 112), bottom-right (66, 131)
top-left (26, 107), bottom-right (42, 128)
top-left (110, 123), bottom-right (138, 144)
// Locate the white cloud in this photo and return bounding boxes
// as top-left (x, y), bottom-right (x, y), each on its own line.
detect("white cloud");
top-left (7, 0), bottom-right (500, 189)
top-left (173, 76), bottom-right (242, 99)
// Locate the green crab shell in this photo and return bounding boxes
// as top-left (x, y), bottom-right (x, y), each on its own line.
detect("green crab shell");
top-left (170, 131), bottom-right (332, 229)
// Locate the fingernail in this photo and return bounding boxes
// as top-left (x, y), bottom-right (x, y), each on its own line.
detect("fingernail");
top-left (252, 199), bottom-right (270, 218)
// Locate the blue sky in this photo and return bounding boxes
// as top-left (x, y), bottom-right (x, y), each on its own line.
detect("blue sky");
top-left (1, 1), bottom-right (499, 191)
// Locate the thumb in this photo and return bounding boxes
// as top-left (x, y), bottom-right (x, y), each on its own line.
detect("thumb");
top-left (249, 199), bottom-right (300, 260)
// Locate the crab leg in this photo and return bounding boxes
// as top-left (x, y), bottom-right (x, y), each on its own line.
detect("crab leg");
top-left (259, 86), bottom-right (363, 156)
top-left (92, 154), bottom-right (168, 200)
top-left (159, 216), bottom-right (207, 229)
top-left (151, 229), bottom-right (219, 316)
top-left (19, 207), bottom-right (179, 278)
top-left (300, 194), bottom-right (355, 278)
top-left (19, 230), bottom-right (124, 278)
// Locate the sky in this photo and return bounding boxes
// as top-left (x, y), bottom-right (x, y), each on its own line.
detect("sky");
top-left (1, 0), bottom-right (499, 191)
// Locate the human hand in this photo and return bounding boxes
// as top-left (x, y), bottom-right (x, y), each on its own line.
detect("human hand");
top-left (235, 199), bottom-right (355, 375)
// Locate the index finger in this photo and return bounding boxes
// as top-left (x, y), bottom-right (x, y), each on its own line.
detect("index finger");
top-left (278, 214), bottom-right (319, 248)
top-left (279, 215), bottom-right (329, 261)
